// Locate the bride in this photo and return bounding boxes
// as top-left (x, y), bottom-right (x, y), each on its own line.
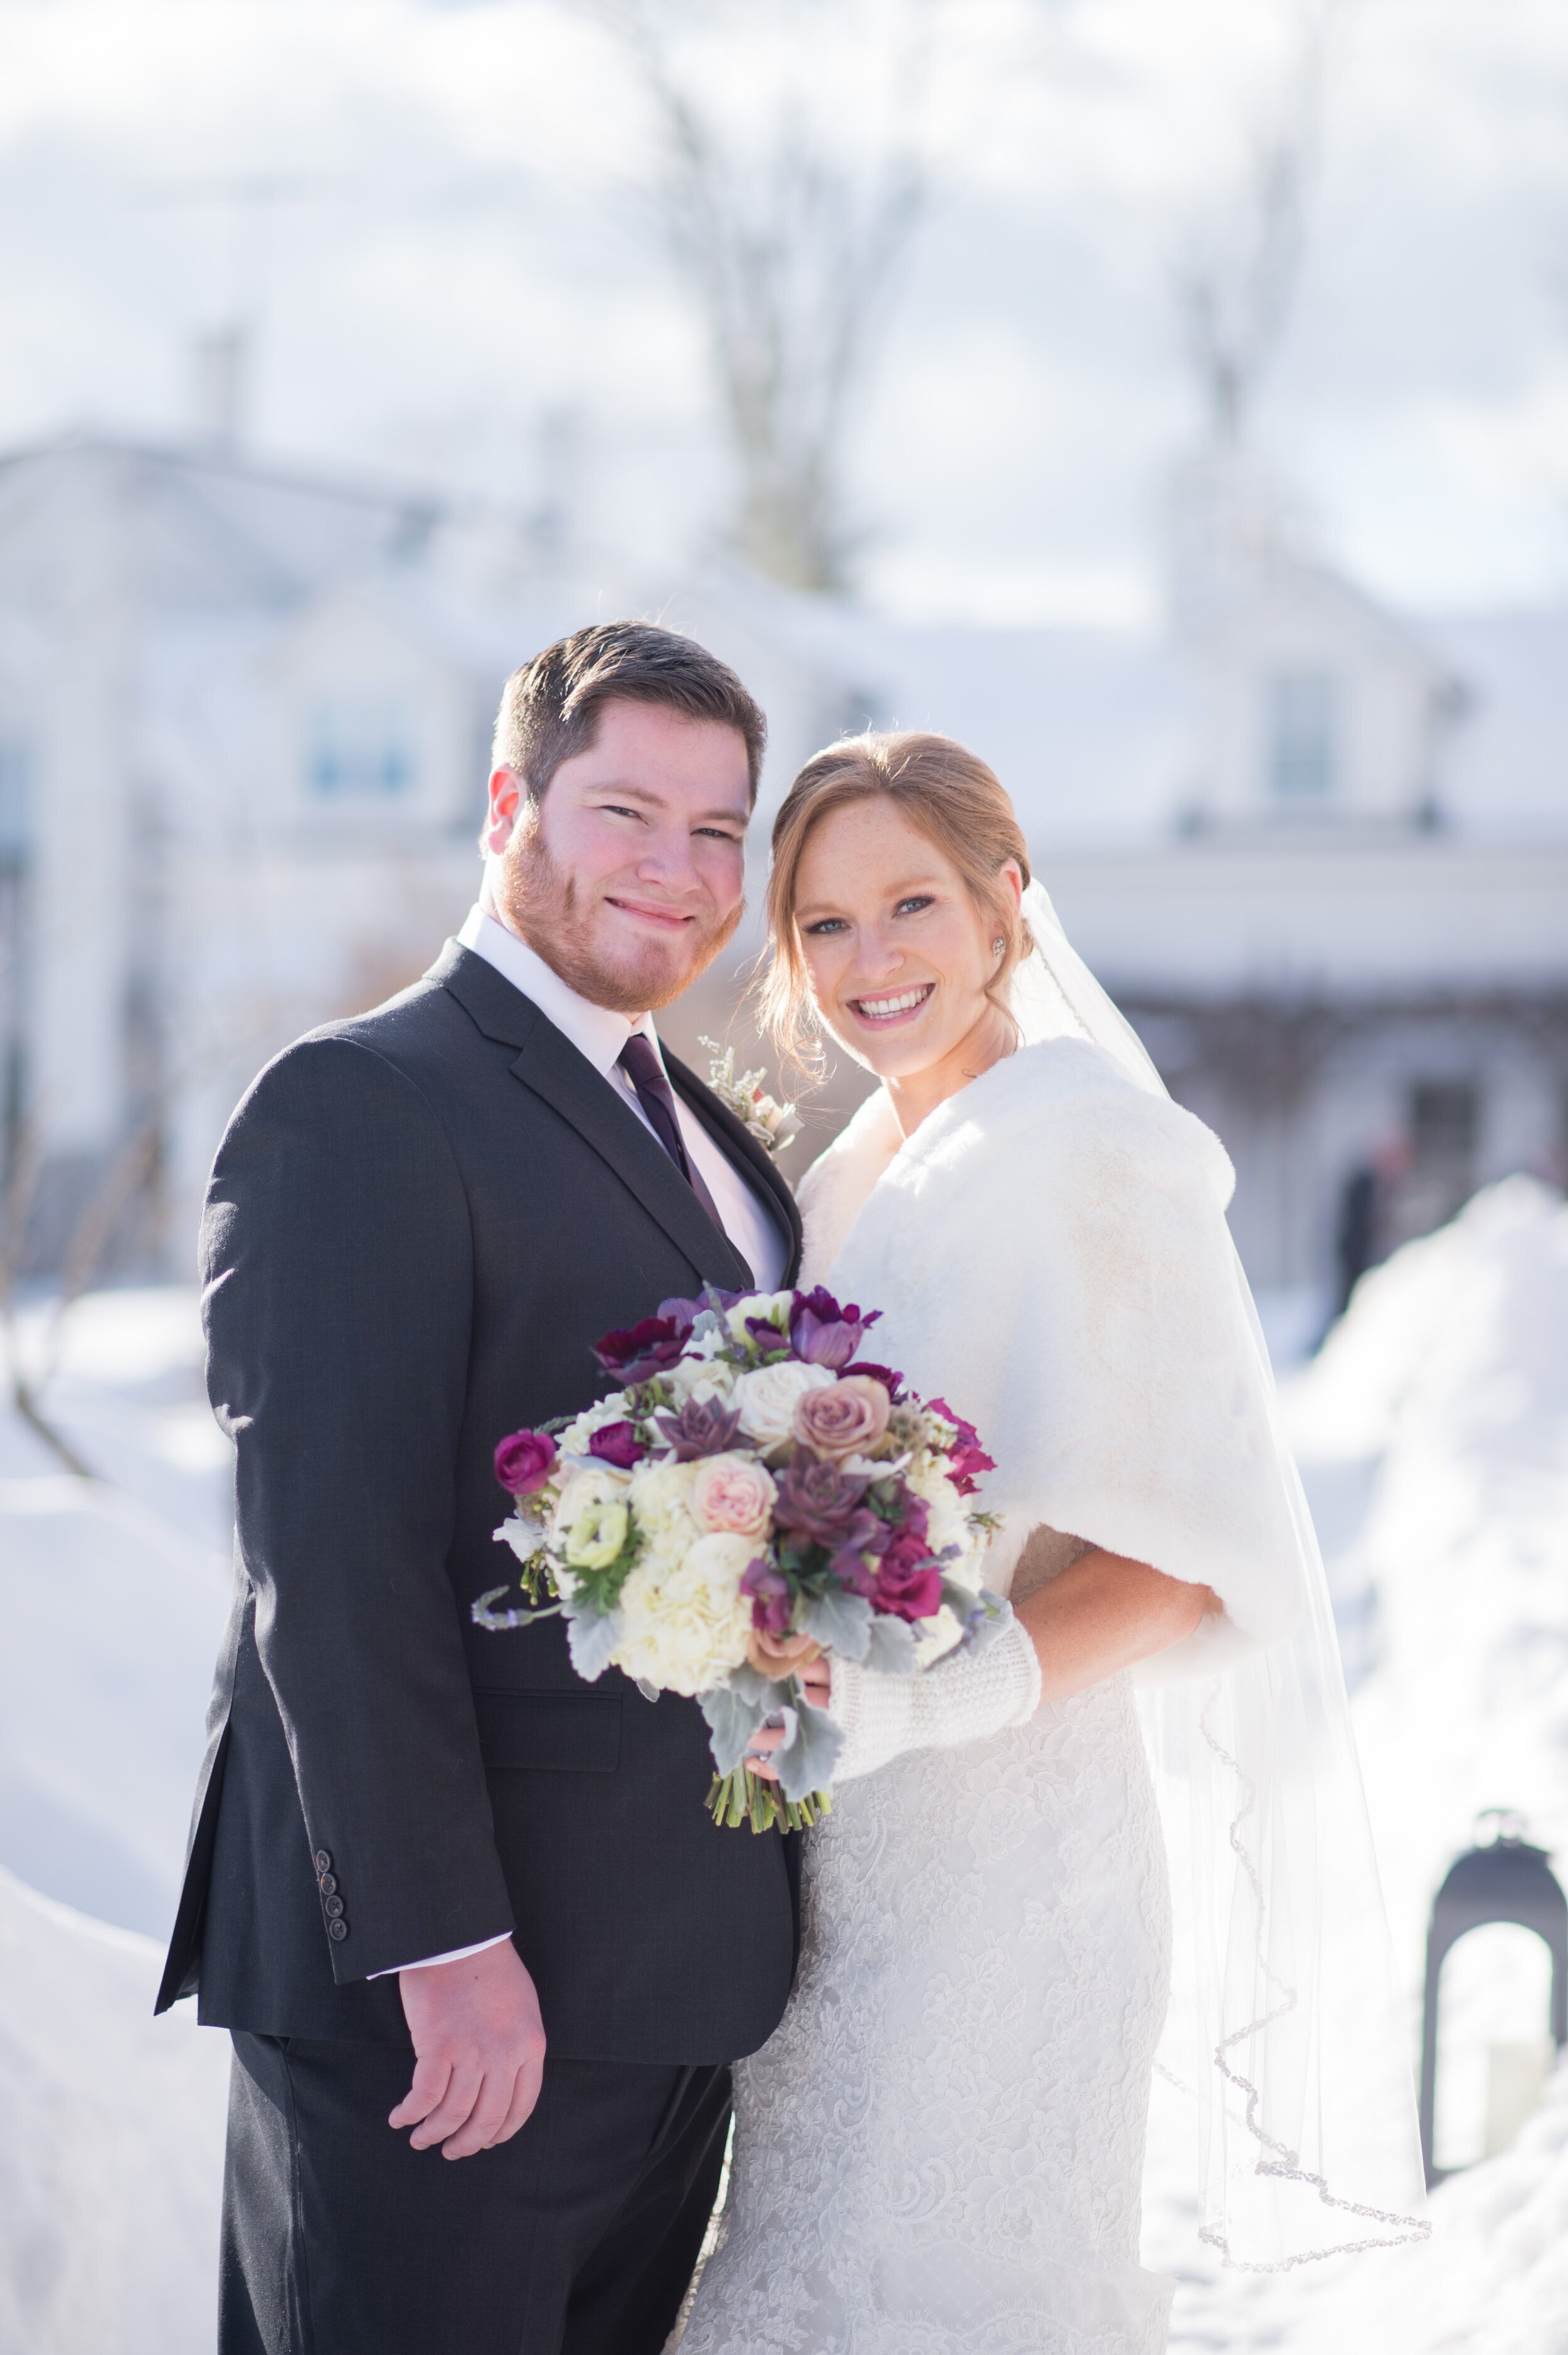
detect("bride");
top-left (681, 731), bottom-right (1427, 2354)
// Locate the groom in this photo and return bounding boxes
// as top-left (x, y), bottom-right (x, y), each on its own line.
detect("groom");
top-left (156, 622), bottom-right (804, 2353)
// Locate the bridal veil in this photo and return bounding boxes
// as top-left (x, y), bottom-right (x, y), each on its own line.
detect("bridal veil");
top-left (1011, 880), bottom-right (1429, 2271)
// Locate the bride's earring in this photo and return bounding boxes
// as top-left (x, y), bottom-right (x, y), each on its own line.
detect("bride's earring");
top-left (992, 937), bottom-right (1006, 958)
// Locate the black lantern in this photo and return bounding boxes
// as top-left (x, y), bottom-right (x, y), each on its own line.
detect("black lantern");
top-left (1419, 1809), bottom-right (1567, 2187)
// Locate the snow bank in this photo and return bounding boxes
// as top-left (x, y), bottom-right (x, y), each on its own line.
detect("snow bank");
top-left (0, 1290), bottom-right (231, 1934)
top-left (0, 1865), bottom-right (228, 2355)
top-left (1157, 1176), bottom-right (1568, 2348)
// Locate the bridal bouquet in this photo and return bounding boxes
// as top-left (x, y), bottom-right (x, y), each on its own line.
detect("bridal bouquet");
top-left (476, 1285), bottom-right (1004, 1833)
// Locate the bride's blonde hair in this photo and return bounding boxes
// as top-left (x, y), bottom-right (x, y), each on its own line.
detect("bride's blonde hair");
top-left (760, 730), bottom-right (1034, 1071)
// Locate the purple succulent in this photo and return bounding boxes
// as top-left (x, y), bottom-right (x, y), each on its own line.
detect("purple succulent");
top-left (652, 1394), bottom-right (743, 1461)
top-left (788, 1285), bottom-right (879, 1370)
top-left (740, 1557), bottom-right (793, 1636)
top-left (591, 1313), bottom-right (692, 1385)
top-left (587, 1420), bottom-right (645, 1469)
top-left (772, 1456), bottom-right (873, 1548)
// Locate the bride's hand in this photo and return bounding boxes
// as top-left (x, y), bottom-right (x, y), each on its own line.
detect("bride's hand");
top-left (747, 1657), bottom-right (834, 1783)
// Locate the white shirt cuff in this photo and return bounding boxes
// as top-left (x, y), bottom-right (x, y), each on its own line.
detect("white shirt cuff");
top-left (368, 1933), bottom-right (511, 1980)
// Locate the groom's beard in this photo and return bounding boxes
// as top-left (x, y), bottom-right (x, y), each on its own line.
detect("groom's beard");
top-left (494, 823), bottom-right (743, 1017)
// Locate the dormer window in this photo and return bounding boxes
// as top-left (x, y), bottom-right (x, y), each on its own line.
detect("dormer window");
top-left (1267, 669), bottom-right (1338, 801)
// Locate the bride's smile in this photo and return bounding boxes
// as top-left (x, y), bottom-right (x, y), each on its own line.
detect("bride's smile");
top-left (787, 792), bottom-right (1024, 1135)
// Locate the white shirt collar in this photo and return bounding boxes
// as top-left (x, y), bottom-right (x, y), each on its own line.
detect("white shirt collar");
top-left (455, 904), bottom-right (659, 1080)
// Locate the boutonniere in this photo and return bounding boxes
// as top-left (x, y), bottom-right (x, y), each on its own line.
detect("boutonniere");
top-left (701, 1037), bottom-right (800, 1160)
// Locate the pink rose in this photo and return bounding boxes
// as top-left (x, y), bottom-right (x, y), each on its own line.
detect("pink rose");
top-left (494, 1428), bottom-right (557, 1496)
top-left (792, 1375), bottom-right (891, 1463)
top-left (691, 1453), bottom-right (776, 1540)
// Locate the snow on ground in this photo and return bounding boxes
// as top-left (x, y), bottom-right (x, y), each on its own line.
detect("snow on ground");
top-left (1, 1290), bottom-right (233, 2352)
top-left (0, 1865), bottom-right (229, 2355)
top-left (3, 1183), bottom-right (1568, 2351)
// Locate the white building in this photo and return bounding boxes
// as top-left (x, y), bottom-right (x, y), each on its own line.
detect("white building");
top-left (1, 432), bottom-right (1564, 1322)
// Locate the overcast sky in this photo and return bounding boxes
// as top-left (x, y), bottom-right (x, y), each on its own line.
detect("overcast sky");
top-left (1, 0), bottom-right (1565, 623)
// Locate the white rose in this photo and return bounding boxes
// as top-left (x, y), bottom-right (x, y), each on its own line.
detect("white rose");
top-left (733, 1360), bottom-right (835, 1454)
top-left (613, 1532), bottom-right (756, 1696)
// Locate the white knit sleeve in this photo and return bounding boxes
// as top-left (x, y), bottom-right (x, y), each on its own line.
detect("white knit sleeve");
top-left (826, 1617), bottom-right (1042, 1784)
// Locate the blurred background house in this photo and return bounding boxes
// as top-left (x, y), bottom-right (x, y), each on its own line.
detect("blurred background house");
top-left (2, 423), bottom-right (1564, 1331)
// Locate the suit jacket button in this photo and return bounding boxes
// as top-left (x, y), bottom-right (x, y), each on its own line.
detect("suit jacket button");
top-left (314, 1850), bottom-right (333, 1874)
top-left (317, 1873), bottom-right (338, 1896)
top-left (323, 1894), bottom-right (345, 1920)
top-left (328, 1918), bottom-right (349, 1942)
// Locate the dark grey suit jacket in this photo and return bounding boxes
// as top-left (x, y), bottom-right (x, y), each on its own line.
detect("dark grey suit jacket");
top-left (156, 941), bottom-right (804, 2061)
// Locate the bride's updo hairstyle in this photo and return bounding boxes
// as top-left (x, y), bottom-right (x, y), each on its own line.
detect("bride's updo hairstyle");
top-left (761, 729), bottom-right (1034, 1070)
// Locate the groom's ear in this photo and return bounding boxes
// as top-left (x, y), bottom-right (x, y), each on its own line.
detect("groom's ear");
top-left (481, 767), bottom-right (527, 857)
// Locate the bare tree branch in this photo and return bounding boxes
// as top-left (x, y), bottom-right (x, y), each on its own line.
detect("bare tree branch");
top-left (599, 0), bottom-right (933, 591)
top-left (1175, 0), bottom-right (1350, 448)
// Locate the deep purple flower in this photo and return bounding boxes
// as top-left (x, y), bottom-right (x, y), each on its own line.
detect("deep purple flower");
top-left (740, 1557), bottom-right (793, 1636)
top-left (591, 1313), bottom-right (691, 1385)
top-left (789, 1286), bottom-right (881, 1370)
top-left (872, 1519), bottom-right (945, 1622)
top-left (588, 1420), bottom-right (645, 1469)
top-left (928, 1397), bottom-right (996, 1497)
top-left (494, 1428), bottom-right (558, 1497)
top-left (652, 1395), bottom-right (743, 1461)
top-left (771, 1457), bottom-right (872, 1548)
top-left (850, 1363), bottom-right (906, 1405)
top-left (743, 1315), bottom-right (793, 1358)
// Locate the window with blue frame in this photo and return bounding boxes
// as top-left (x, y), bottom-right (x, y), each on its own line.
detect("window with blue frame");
top-left (1266, 669), bottom-right (1338, 800)
top-left (307, 706), bottom-right (415, 798)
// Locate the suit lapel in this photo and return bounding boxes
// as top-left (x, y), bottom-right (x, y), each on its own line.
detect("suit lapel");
top-left (435, 943), bottom-right (754, 1293)
top-left (665, 1049), bottom-right (804, 1287)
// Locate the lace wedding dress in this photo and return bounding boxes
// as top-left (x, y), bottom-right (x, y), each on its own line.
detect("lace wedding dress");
top-left (682, 1079), bottom-right (1179, 2355)
top-left (684, 1671), bottom-right (1175, 2353)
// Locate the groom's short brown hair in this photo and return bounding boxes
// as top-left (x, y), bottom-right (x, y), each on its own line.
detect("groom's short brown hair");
top-left (492, 621), bottom-right (767, 806)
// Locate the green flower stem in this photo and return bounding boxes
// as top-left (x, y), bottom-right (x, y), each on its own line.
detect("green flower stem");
top-left (705, 1768), bottom-right (834, 1836)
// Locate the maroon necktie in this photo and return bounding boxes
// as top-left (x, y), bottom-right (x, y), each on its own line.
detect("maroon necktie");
top-left (618, 1035), bottom-right (723, 1226)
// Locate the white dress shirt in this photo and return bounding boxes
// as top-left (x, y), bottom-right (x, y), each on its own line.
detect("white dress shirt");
top-left (374, 904), bottom-right (790, 1979)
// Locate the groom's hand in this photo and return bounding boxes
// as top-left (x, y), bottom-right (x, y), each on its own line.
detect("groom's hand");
top-left (389, 1939), bottom-right (547, 2160)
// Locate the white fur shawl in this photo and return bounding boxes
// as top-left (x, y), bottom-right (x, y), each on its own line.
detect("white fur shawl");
top-left (798, 1041), bottom-right (1303, 1680)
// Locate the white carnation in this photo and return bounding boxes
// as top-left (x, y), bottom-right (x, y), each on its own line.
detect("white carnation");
top-left (663, 1356), bottom-right (739, 1406)
top-left (904, 1453), bottom-right (969, 1560)
top-left (613, 1531), bottom-right (756, 1696)
top-left (625, 1457), bottom-right (702, 1553)
top-left (733, 1360), bottom-right (835, 1454)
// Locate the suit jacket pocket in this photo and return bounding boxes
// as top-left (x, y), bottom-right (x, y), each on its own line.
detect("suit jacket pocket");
top-left (473, 1688), bottom-right (623, 1774)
